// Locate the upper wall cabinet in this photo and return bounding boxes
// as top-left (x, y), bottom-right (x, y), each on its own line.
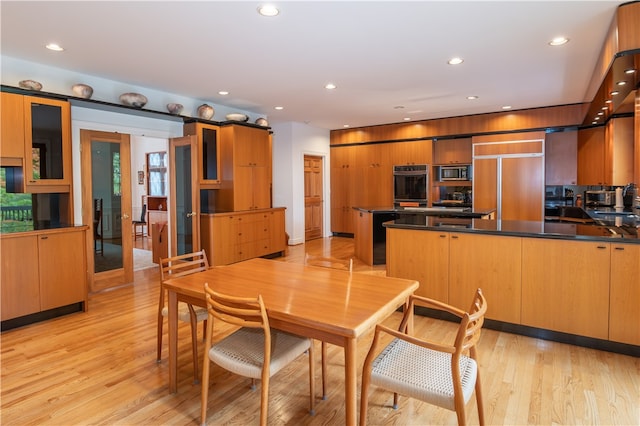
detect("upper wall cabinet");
top-left (433, 138), bottom-right (472, 165)
top-left (578, 117), bottom-right (634, 186)
top-left (546, 131), bottom-right (577, 185)
top-left (1, 94), bottom-right (72, 193)
top-left (0, 92), bottom-right (26, 163)
top-left (24, 97), bottom-right (72, 192)
top-left (217, 124), bottom-right (272, 211)
top-left (183, 122), bottom-right (221, 188)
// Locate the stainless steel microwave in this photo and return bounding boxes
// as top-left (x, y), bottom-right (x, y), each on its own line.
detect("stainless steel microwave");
top-left (439, 165), bottom-right (471, 181)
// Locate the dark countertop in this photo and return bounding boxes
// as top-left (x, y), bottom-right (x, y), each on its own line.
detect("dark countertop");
top-left (384, 214), bottom-right (639, 243)
top-left (353, 206), bottom-right (495, 218)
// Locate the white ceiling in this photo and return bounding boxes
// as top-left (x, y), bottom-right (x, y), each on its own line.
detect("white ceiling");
top-left (0, 1), bottom-right (628, 130)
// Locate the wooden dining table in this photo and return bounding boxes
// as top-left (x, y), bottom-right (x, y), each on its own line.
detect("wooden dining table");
top-left (163, 257), bottom-right (419, 425)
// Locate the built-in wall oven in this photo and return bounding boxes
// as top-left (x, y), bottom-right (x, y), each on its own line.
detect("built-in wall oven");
top-left (393, 164), bottom-right (428, 206)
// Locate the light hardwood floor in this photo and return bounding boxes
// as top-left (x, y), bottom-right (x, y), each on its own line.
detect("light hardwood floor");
top-left (1, 237), bottom-right (638, 425)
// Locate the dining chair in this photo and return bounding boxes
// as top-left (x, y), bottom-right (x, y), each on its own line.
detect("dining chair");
top-left (360, 288), bottom-right (487, 426)
top-left (157, 250), bottom-right (210, 383)
top-left (304, 253), bottom-right (353, 399)
top-left (132, 204), bottom-right (147, 240)
top-left (93, 198), bottom-right (103, 255)
top-left (200, 284), bottom-right (316, 426)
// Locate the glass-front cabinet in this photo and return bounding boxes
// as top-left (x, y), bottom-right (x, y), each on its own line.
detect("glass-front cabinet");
top-left (23, 96), bottom-right (72, 192)
top-left (183, 122), bottom-right (220, 188)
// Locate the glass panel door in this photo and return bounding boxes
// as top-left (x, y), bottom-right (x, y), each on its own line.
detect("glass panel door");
top-left (169, 136), bottom-right (199, 256)
top-left (80, 130), bottom-right (133, 292)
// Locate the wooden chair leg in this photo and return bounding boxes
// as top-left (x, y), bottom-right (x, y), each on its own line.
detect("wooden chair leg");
top-left (475, 371), bottom-right (485, 426)
top-left (359, 364), bottom-right (371, 426)
top-left (308, 341), bottom-right (316, 415)
top-left (259, 375), bottom-right (270, 426)
top-left (188, 305), bottom-right (200, 384)
top-left (321, 341), bottom-right (328, 399)
top-left (156, 303), bottom-right (164, 362)
top-left (200, 322), bottom-right (212, 426)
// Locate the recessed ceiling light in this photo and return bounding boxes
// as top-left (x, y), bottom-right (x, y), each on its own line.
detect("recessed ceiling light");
top-left (274, 106), bottom-right (284, 110)
top-left (258, 4), bottom-right (279, 17)
top-left (325, 83), bottom-right (336, 90)
top-left (549, 37), bottom-right (569, 46)
top-left (467, 96), bottom-right (478, 100)
top-left (448, 57), bottom-right (464, 65)
top-left (624, 68), bottom-right (636, 74)
top-left (616, 81), bottom-right (627, 86)
top-left (601, 106), bottom-right (608, 110)
top-left (594, 116), bottom-right (600, 120)
top-left (502, 105), bottom-right (512, 110)
top-left (45, 43), bottom-right (64, 51)
top-left (403, 117), bottom-right (411, 121)
top-left (343, 124), bottom-right (350, 128)
top-left (597, 112), bottom-right (604, 116)
top-left (218, 91), bottom-right (229, 95)
top-left (605, 99), bottom-right (613, 104)
top-left (610, 90), bottom-right (620, 96)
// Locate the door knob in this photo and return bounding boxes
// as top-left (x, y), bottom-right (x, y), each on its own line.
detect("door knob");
top-left (122, 213), bottom-right (130, 219)
top-left (186, 212), bottom-right (196, 217)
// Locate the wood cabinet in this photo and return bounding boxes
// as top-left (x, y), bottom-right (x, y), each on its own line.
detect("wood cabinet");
top-left (522, 238), bottom-right (610, 339)
top-left (386, 228), bottom-right (449, 302)
top-left (433, 138), bottom-right (472, 164)
top-left (449, 232), bottom-right (522, 323)
top-left (1, 227), bottom-right (87, 322)
top-left (200, 208), bottom-right (286, 266)
top-left (145, 195), bottom-right (168, 239)
top-left (183, 122), bottom-right (221, 187)
top-left (387, 227), bottom-right (639, 343)
top-left (23, 96), bottom-right (72, 193)
top-left (0, 93), bottom-right (72, 194)
top-left (546, 130), bottom-right (577, 185)
top-left (356, 143), bottom-right (393, 207)
top-left (389, 140), bottom-right (432, 166)
top-left (0, 92), bottom-right (26, 163)
top-left (218, 125), bottom-right (271, 211)
top-left (578, 118), bottom-right (634, 186)
top-left (330, 145), bottom-right (356, 234)
top-left (1, 235), bottom-right (40, 320)
top-left (609, 243), bottom-right (640, 345)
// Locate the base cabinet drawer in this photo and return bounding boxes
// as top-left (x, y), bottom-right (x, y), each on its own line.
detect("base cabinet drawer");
top-left (609, 244), bottom-right (640, 345)
top-left (201, 208), bottom-right (286, 266)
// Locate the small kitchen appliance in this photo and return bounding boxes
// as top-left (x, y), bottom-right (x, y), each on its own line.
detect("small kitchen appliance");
top-left (584, 190), bottom-right (615, 207)
top-left (439, 165), bottom-right (471, 181)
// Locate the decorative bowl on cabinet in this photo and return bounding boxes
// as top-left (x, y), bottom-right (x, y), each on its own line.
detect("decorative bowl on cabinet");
top-left (19, 79), bottom-right (42, 91)
top-left (197, 104), bottom-right (215, 120)
top-left (255, 117), bottom-right (269, 127)
top-left (119, 93), bottom-right (148, 108)
top-left (226, 113), bottom-right (248, 122)
top-left (72, 83), bottom-right (93, 99)
top-left (166, 103), bottom-right (184, 114)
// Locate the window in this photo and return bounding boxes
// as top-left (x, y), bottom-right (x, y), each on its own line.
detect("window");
top-left (112, 152), bottom-right (121, 196)
top-left (147, 151), bottom-right (167, 196)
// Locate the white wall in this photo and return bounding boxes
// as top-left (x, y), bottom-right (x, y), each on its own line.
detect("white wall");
top-left (272, 122), bottom-right (331, 245)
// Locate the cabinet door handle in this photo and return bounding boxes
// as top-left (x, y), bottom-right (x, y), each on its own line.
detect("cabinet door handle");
top-left (439, 234), bottom-right (446, 238)
top-left (451, 235), bottom-right (459, 239)
top-left (614, 247), bottom-right (625, 251)
top-left (596, 246), bottom-right (607, 249)
top-left (40, 236), bottom-right (48, 240)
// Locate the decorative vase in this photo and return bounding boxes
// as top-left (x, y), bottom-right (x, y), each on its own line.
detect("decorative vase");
top-left (19, 79), bottom-right (42, 91)
top-left (197, 104), bottom-right (214, 120)
top-left (255, 117), bottom-right (269, 127)
top-left (119, 93), bottom-right (148, 108)
top-left (72, 83), bottom-right (93, 99)
top-left (166, 103), bottom-right (183, 114)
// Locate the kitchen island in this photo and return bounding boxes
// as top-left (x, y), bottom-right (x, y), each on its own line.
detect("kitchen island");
top-left (384, 213), bottom-right (639, 355)
top-left (352, 206), bottom-right (496, 265)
